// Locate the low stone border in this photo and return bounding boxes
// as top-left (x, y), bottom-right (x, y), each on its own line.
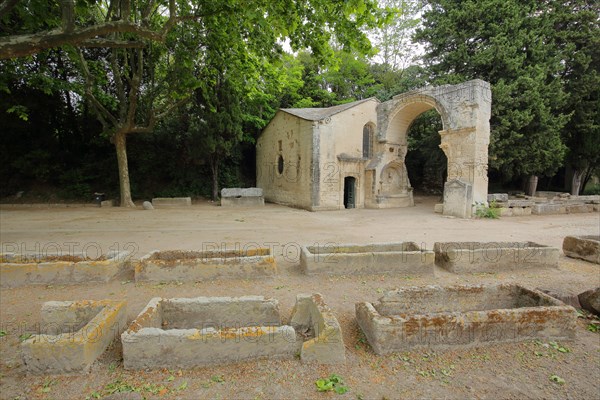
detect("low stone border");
top-left (563, 235), bottom-right (600, 264)
top-left (134, 248), bottom-right (277, 282)
top-left (300, 242), bottom-right (434, 276)
top-left (290, 293), bottom-right (345, 364)
top-left (21, 300), bottom-right (126, 374)
top-left (121, 296), bottom-right (296, 369)
top-left (355, 284), bottom-right (576, 354)
top-left (0, 251), bottom-right (131, 288)
top-left (433, 241), bottom-right (558, 273)
top-left (486, 193), bottom-right (599, 217)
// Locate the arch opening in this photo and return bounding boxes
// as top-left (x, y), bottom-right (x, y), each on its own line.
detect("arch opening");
top-left (405, 109), bottom-right (446, 196)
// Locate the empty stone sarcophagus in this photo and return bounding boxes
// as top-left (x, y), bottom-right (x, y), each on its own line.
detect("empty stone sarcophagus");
top-left (0, 251), bottom-right (131, 288)
top-left (134, 248), bottom-right (277, 282)
top-left (434, 242), bottom-right (559, 273)
top-left (300, 242), bottom-right (434, 276)
top-left (356, 284), bottom-right (576, 354)
top-left (21, 300), bottom-right (126, 374)
top-left (121, 296), bottom-right (296, 369)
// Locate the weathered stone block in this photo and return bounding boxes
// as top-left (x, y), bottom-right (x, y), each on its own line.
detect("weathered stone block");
top-left (443, 179), bottom-right (472, 218)
top-left (511, 207), bottom-right (532, 216)
top-left (355, 284), bottom-right (576, 354)
top-left (100, 199), bottom-right (115, 207)
top-left (142, 201), bottom-right (154, 210)
top-left (566, 204), bottom-right (593, 214)
top-left (498, 207), bottom-right (512, 217)
top-left (290, 293), bottom-right (345, 364)
top-left (300, 242), bottom-right (434, 276)
top-left (221, 187), bottom-right (263, 197)
top-left (121, 296), bottom-right (296, 369)
top-left (578, 288), bottom-right (600, 316)
top-left (488, 193), bottom-right (508, 202)
top-left (570, 195), bottom-right (600, 203)
top-left (220, 188), bottom-right (265, 207)
top-left (563, 235), bottom-right (600, 264)
top-left (434, 241), bottom-right (559, 273)
top-left (151, 197), bottom-right (191, 208)
top-left (536, 191), bottom-right (566, 199)
top-left (21, 300), bottom-right (126, 374)
top-left (0, 251), bottom-right (131, 288)
top-left (508, 199), bottom-right (535, 208)
top-left (537, 288), bottom-right (581, 309)
top-left (434, 203), bottom-right (444, 214)
top-left (134, 248), bottom-right (277, 282)
top-left (531, 204), bottom-right (567, 215)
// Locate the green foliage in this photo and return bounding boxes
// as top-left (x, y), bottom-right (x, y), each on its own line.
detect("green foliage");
top-left (405, 109), bottom-right (445, 194)
top-left (555, 1), bottom-right (600, 193)
top-left (474, 201), bottom-right (500, 219)
top-left (583, 183), bottom-right (600, 195)
top-left (370, 0), bottom-right (424, 70)
top-left (416, 0), bottom-right (570, 181)
top-left (58, 169), bottom-right (94, 199)
top-left (315, 374), bottom-right (349, 394)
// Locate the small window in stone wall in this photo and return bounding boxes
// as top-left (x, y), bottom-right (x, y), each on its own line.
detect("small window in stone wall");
top-left (277, 155), bottom-right (284, 175)
top-left (363, 123), bottom-right (374, 158)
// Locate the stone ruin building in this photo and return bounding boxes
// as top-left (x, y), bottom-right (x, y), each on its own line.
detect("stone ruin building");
top-left (256, 79), bottom-right (492, 218)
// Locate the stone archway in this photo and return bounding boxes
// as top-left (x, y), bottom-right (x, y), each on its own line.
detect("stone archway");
top-left (376, 79), bottom-right (492, 218)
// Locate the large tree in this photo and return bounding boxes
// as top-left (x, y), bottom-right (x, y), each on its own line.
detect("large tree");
top-left (415, 0), bottom-right (569, 191)
top-left (3, 0), bottom-right (386, 206)
top-left (553, 0), bottom-right (600, 194)
top-left (370, 0), bottom-right (423, 71)
top-left (0, 0), bottom-right (192, 59)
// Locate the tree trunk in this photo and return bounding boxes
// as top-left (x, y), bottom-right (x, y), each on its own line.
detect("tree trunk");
top-left (114, 131), bottom-right (136, 207)
top-left (211, 157), bottom-right (219, 202)
top-left (571, 169), bottom-right (582, 196)
top-left (525, 175), bottom-right (538, 196)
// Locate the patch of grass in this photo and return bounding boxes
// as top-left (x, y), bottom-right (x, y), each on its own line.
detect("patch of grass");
top-left (39, 378), bottom-right (57, 394)
top-left (474, 201), bottom-right (500, 219)
top-left (104, 378), bottom-right (139, 394)
top-left (550, 375), bottom-right (565, 385)
top-left (315, 374), bottom-right (349, 394)
top-left (587, 323), bottom-right (599, 333)
top-left (18, 333), bottom-right (32, 342)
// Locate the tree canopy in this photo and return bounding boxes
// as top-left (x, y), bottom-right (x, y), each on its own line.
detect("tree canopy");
top-left (1, 0), bottom-right (598, 202)
top-left (415, 0), bottom-right (574, 184)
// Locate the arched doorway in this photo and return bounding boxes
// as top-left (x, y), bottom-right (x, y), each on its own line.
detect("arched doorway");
top-left (344, 176), bottom-right (356, 209)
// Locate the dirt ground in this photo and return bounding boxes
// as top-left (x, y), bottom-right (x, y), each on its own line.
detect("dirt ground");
top-left (0, 196), bottom-right (599, 400)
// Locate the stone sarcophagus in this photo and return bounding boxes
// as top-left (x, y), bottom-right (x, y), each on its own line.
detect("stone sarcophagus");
top-left (433, 241), bottom-right (559, 273)
top-left (290, 293), bottom-right (345, 364)
top-left (21, 300), bottom-right (126, 374)
top-left (134, 248), bottom-right (277, 282)
top-left (220, 187), bottom-right (265, 207)
top-left (0, 251), bottom-right (131, 288)
top-left (563, 235), bottom-right (600, 264)
top-left (121, 296), bottom-right (297, 369)
top-left (356, 284), bottom-right (576, 354)
top-left (300, 242), bottom-right (434, 276)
